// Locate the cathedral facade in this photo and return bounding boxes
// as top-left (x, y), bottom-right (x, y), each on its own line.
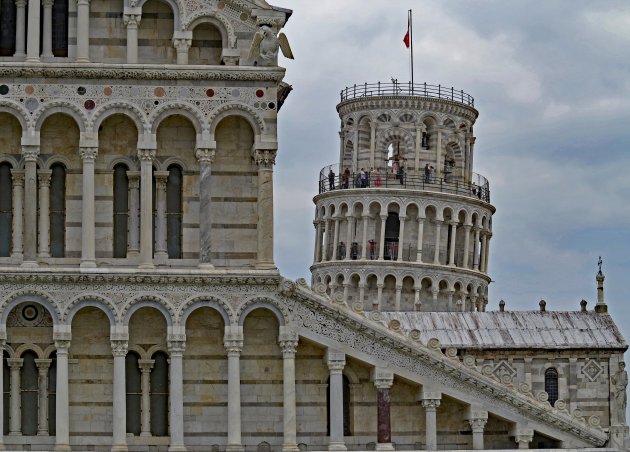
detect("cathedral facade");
top-left (0, 0), bottom-right (627, 450)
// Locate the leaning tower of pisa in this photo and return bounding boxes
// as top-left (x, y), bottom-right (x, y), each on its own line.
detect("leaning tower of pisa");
top-left (311, 81), bottom-right (495, 312)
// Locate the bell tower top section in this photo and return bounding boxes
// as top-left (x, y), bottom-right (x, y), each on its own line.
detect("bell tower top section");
top-left (311, 80), bottom-right (494, 314)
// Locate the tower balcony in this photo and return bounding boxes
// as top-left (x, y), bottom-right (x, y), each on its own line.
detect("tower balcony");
top-left (339, 81), bottom-right (475, 107)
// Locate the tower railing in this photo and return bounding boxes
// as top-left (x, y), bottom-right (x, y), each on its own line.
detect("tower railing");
top-left (339, 81), bottom-right (474, 107)
top-left (318, 166), bottom-right (490, 203)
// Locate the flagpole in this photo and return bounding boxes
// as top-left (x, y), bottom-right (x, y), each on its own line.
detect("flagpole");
top-left (409, 9), bottom-right (414, 87)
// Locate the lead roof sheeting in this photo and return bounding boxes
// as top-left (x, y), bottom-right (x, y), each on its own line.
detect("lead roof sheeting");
top-left (377, 311), bottom-right (627, 349)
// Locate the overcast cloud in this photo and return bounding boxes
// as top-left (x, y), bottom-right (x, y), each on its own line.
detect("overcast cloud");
top-left (272, 1), bottom-right (630, 372)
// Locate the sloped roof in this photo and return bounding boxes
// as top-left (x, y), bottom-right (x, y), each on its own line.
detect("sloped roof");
top-left (378, 311), bottom-right (628, 350)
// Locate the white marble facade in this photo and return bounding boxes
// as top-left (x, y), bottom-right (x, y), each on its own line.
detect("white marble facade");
top-left (0, 0), bottom-right (627, 451)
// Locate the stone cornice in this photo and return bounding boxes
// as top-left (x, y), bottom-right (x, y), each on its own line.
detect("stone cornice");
top-left (0, 63), bottom-right (286, 82)
top-left (337, 96), bottom-right (479, 122)
top-left (286, 280), bottom-right (608, 447)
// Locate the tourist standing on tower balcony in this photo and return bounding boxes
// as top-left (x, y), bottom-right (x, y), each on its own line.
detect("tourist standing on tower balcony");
top-left (375, 168), bottom-right (382, 187)
top-left (360, 168), bottom-right (368, 187)
top-left (398, 166), bottom-right (405, 185)
top-left (369, 239), bottom-right (376, 259)
top-left (328, 168), bottom-right (336, 190)
top-left (342, 167), bottom-right (350, 189)
top-left (424, 163), bottom-right (431, 183)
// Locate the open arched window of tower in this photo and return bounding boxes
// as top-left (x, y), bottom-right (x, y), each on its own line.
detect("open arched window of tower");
top-left (248, 25), bottom-right (294, 66)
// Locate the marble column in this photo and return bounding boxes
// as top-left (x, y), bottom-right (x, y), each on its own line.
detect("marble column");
top-left (326, 350), bottom-right (346, 451)
top-left (196, 148), bottom-right (216, 269)
top-left (253, 150), bottom-right (276, 269)
top-left (138, 359), bottom-right (154, 437)
top-left (0, 342), bottom-right (4, 449)
top-left (332, 217), bottom-right (340, 260)
top-left (416, 217), bottom-right (424, 262)
top-left (372, 368), bottom-right (394, 451)
top-left (397, 216), bottom-right (406, 261)
top-left (345, 215), bottom-right (353, 261)
top-left (376, 283), bottom-right (383, 311)
top-left (123, 12), bottom-right (141, 64)
top-left (55, 337), bottom-right (71, 451)
top-left (468, 418), bottom-right (487, 450)
top-left (111, 340), bottom-right (128, 451)
top-left (35, 359), bottom-right (52, 435)
top-left (369, 122), bottom-right (377, 168)
top-left (462, 224), bottom-right (472, 269)
top-left (422, 399), bottom-right (441, 451)
top-left (167, 338), bottom-right (186, 452)
top-left (22, 147), bottom-right (38, 264)
top-left (138, 149), bottom-right (155, 269)
top-left (173, 37), bottom-right (191, 65)
top-left (224, 326), bottom-right (244, 452)
top-left (279, 328), bottom-right (299, 452)
top-left (80, 147), bottom-right (97, 267)
top-left (127, 171), bottom-right (140, 257)
top-left (436, 130), bottom-right (442, 177)
top-left (322, 218), bottom-right (331, 261)
top-left (37, 170), bottom-right (52, 258)
top-left (41, 0), bottom-right (54, 58)
top-left (433, 220), bottom-right (442, 265)
top-left (153, 171), bottom-right (169, 262)
top-left (480, 232), bottom-right (488, 273)
top-left (512, 427), bottom-right (533, 450)
top-left (472, 227), bottom-right (480, 271)
top-left (358, 283), bottom-right (365, 307)
top-left (448, 222), bottom-right (457, 267)
top-left (361, 215), bottom-right (369, 259)
top-left (25, 0), bottom-right (41, 61)
top-left (313, 220), bottom-right (322, 263)
top-left (75, 0), bottom-right (90, 62)
top-left (14, 0), bottom-right (27, 58)
top-left (483, 233), bottom-right (491, 273)
top-left (10, 170), bottom-right (24, 259)
top-left (377, 214), bottom-right (386, 261)
top-left (7, 358), bottom-right (23, 435)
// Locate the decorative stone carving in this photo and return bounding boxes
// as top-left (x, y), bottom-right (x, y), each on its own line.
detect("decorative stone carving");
top-left (110, 340), bottom-right (128, 357)
top-left (611, 361), bottom-right (627, 425)
top-left (248, 25), bottom-right (293, 66)
top-left (253, 149), bottom-right (276, 168)
top-left (492, 361), bottom-right (516, 383)
top-left (195, 148), bottom-right (216, 164)
top-left (582, 359), bottom-right (603, 382)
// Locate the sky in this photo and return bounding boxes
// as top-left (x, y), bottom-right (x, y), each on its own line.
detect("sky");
top-left (272, 0), bottom-right (630, 363)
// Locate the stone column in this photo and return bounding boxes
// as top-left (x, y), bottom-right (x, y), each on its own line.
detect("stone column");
top-left (436, 130), bottom-right (442, 177)
top-left (253, 149), bottom-right (276, 269)
top-left (372, 368), bottom-right (394, 451)
top-left (322, 218), bottom-right (331, 262)
top-left (167, 336), bottom-right (186, 452)
top-left (25, 0), bottom-right (41, 61)
top-left (196, 148), bottom-right (216, 269)
top-left (376, 283), bottom-right (383, 311)
top-left (111, 339), bottom-right (128, 451)
top-left (7, 358), bottom-right (23, 435)
top-left (325, 350), bottom-right (346, 451)
top-left (79, 147), bottom-right (97, 267)
top-left (153, 171), bottom-right (169, 263)
top-left (397, 216), bottom-right (406, 261)
top-left (54, 335), bottom-right (71, 451)
top-left (123, 10), bottom-right (141, 64)
top-left (433, 220), bottom-right (442, 265)
top-left (344, 216), bottom-right (352, 261)
top-left (483, 233), bottom-right (491, 273)
top-left (75, 0), bottom-right (90, 62)
top-left (138, 359), bottom-right (154, 437)
top-left (512, 426), bottom-right (533, 450)
top-left (358, 283), bottom-right (365, 307)
top-left (369, 122), bottom-right (377, 168)
top-left (22, 146), bottom-right (38, 265)
top-left (420, 392), bottom-right (441, 451)
top-left (462, 224), bottom-right (472, 269)
top-left (0, 341), bottom-right (5, 449)
top-left (224, 325), bottom-right (244, 452)
top-left (416, 216), bottom-right (424, 262)
top-left (472, 227), bottom-right (480, 271)
top-left (448, 222), bottom-right (457, 266)
top-left (361, 215), bottom-right (368, 259)
top-left (480, 232), bottom-right (488, 273)
top-left (138, 149), bottom-right (155, 269)
top-left (377, 214), bottom-right (386, 261)
top-left (173, 37), bottom-right (191, 65)
top-left (37, 170), bottom-right (52, 258)
top-left (332, 217), bottom-right (340, 260)
top-left (313, 220), bottom-right (322, 263)
top-left (14, 0), bottom-right (27, 58)
top-left (465, 407), bottom-right (487, 450)
top-left (11, 169), bottom-right (25, 259)
top-left (127, 171), bottom-right (140, 257)
top-left (395, 285), bottom-right (402, 311)
top-left (279, 328), bottom-right (299, 452)
top-left (41, 0), bottom-right (54, 58)
top-left (35, 359), bottom-right (52, 435)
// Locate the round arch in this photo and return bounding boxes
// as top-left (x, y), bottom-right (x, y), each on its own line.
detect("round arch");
top-left (187, 13), bottom-right (235, 48)
top-left (178, 296), bottom-right (232, 326)
top-left (137, 0), bottom-right (183, 30)
top-left (237, 299), bottom-right (287, 327)
top-left (14, 343), bottom-right (46, 359)
top-left (161, 156), bottom-right (189, 172)
top-left (149, 103), bottom-right (204, 135)
top-left (0, 101), bottom-right (30, 131)
top-left (0, 155), bottom-right (20, 169)
top-left (41, 155), bottom-right (73, 170)
top-left (208, 102), bottom-right (265, 137)
top-left (33, 102), bottom-right (88, 132)
top-left (108, 156), bottom-right (139, 171)
top-left (64, 295), bottom-right (118, 326)
top-left (122, 296), bottom-right (174, 326)
top-left (0, 292), bottom-right (60, 327)
top-left (91, 103), bottom-right (146, 135)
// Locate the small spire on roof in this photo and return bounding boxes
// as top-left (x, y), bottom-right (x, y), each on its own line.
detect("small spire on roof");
top-left (595, 256), bottom-right (608, 314)
top-left (499, 299), bottom-right (505, 312)
top-left (580, 299), bottom-right (587, 312)
top-left (539, 299), bottom-right (546, 312)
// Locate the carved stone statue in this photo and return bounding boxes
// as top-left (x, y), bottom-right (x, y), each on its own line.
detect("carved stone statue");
top-left (611, 361), bottom-right (628, 425)
top-left (248, 25), bottom-right (294, 66)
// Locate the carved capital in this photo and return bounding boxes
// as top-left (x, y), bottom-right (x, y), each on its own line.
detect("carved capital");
top-left (37, 170), bottom-right (52, 186)
top-left (327, 360), bottom-right (345, 374)
top-left (76, 0), bottom-right (89, 6)
top-left (35, 358), bottom-right (53, 373)
top-left (42, 0), bottom-right (54, 7)
top-left (79, 146), bottom-right (98, 161)
top-left (421, 399), bottom-right (441, 410)
top-left (253, 149), bottom-right (276, 168)
top-left (224, 339), bottom-right (243, 357)
top-left (167, 339), bottom-right (186, 355)
top-left (110, 340), bottom-right (128, 357)
top-left (123, 13), bottom-right (141, 27)
top-left (372, 367), bottom-right (394, 389)
top-left (195, 148), bottom-right (216, 164)
top-left (7, 358), bottom-right (23, 369)
top-left (11, 169), bottom-right (25, 186)
top-left (154, 171), bottom-right (169, 190)
top-left (138, 359), bottom-right (154, 372)
top-left (137, 148), bottom-right (156, 162)
top-left (173, 38), bottom-right (192, 52)
top-left (22, 145), bottom-right (40, 162)
top-left (468, 418), bottom-right (487, 433)
top-left (14, 0), bottom-right (27, 7)
top-left (127, 170), bottom-right (140, 189)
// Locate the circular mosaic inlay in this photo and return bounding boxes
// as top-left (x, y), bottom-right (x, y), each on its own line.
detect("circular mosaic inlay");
top-left (231, 89), bottom-right (240, 98)
top-left (240, 12), bottom-right (249, 21)
top-left (154, 87), bottom-right (166, 97)
top-left (24, 98), bottom-right (39, 112)
top-left (84, 100), bottom-right (95, 110)
top-left (24, 85), bottom-right (34, 95)
top-left (256, 89), bottom-right (265, 98)
top-left (217, 1), bottom-right (225, 9)
top-left (77, 86), bottom-right (86, 95)
top-left (103, 87), bottom-right (113, 96)
top-left (0, 85), bottom-right (8, 95)
top-left (22, 305), bottom-right (38, 322)
top-left (205, 89), bottom-right (215, 97)
top-left (268, 102), bottom-right (276, 110)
